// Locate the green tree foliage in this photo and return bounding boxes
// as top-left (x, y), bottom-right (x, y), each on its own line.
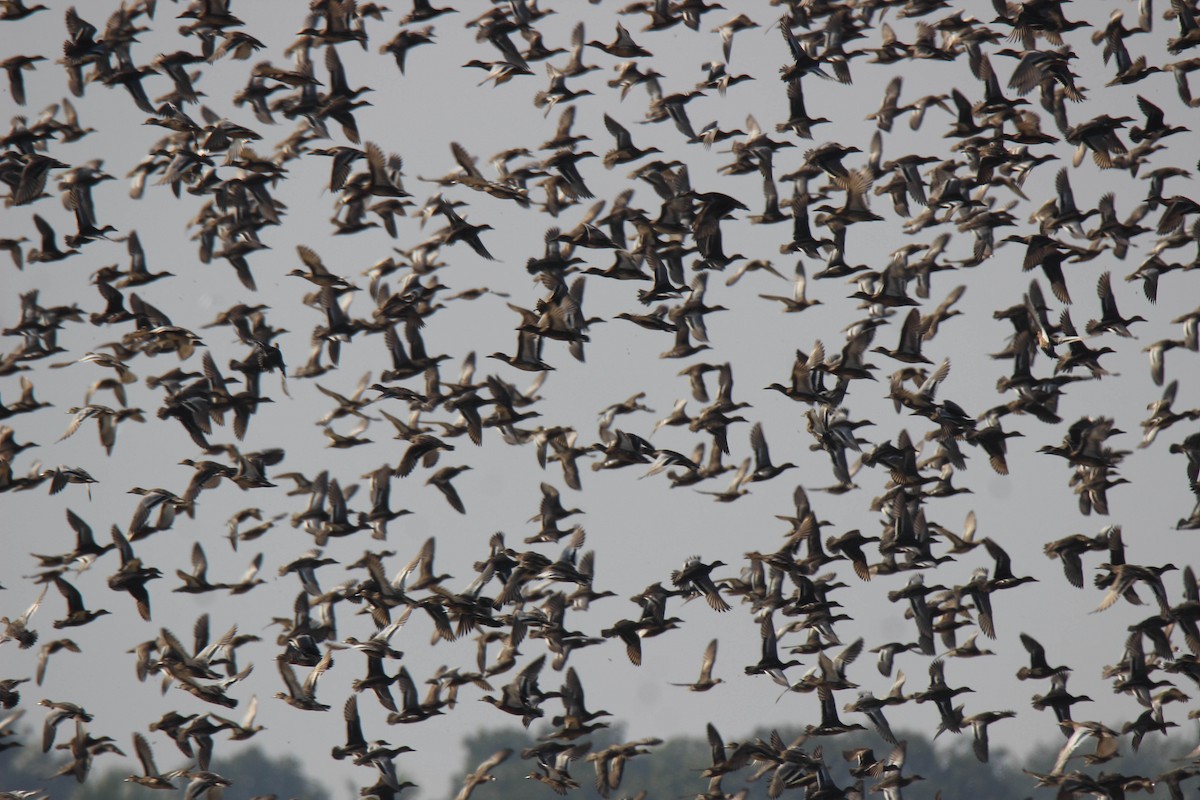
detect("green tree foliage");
top-left (0, 739), bottom-right (330, 800)
top-left (448, 722), bottom-right (1199, 800)
top-left (454, 726), bottom-right (546, 794)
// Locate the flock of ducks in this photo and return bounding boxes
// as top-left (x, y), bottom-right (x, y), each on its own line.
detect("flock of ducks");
top-left (3, 0), bottom-right (1200, 798)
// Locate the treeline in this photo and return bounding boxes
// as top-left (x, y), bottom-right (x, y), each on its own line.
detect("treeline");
top-left (0, 742), bottom-right (330, 800)
top-left (446, 723), bottom-right (1196, 800)
top-left (3, 721), bottom-right (1194, 800)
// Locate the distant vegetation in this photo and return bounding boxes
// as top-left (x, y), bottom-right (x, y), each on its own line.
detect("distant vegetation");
top-left (0, 742), bottom-right (330, 800)
top-left (446, 723), bottom-right (1196, 800)
top-left (2, 719), bottom-right (1195, 800)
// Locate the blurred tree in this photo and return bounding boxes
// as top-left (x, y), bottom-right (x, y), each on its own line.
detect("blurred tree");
top-left (0, 739), bottom-right (331, 799)
top-left (454, 726), bottom-right (543, 796)
top-left (445, 722), bottom-right (1200, 800)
